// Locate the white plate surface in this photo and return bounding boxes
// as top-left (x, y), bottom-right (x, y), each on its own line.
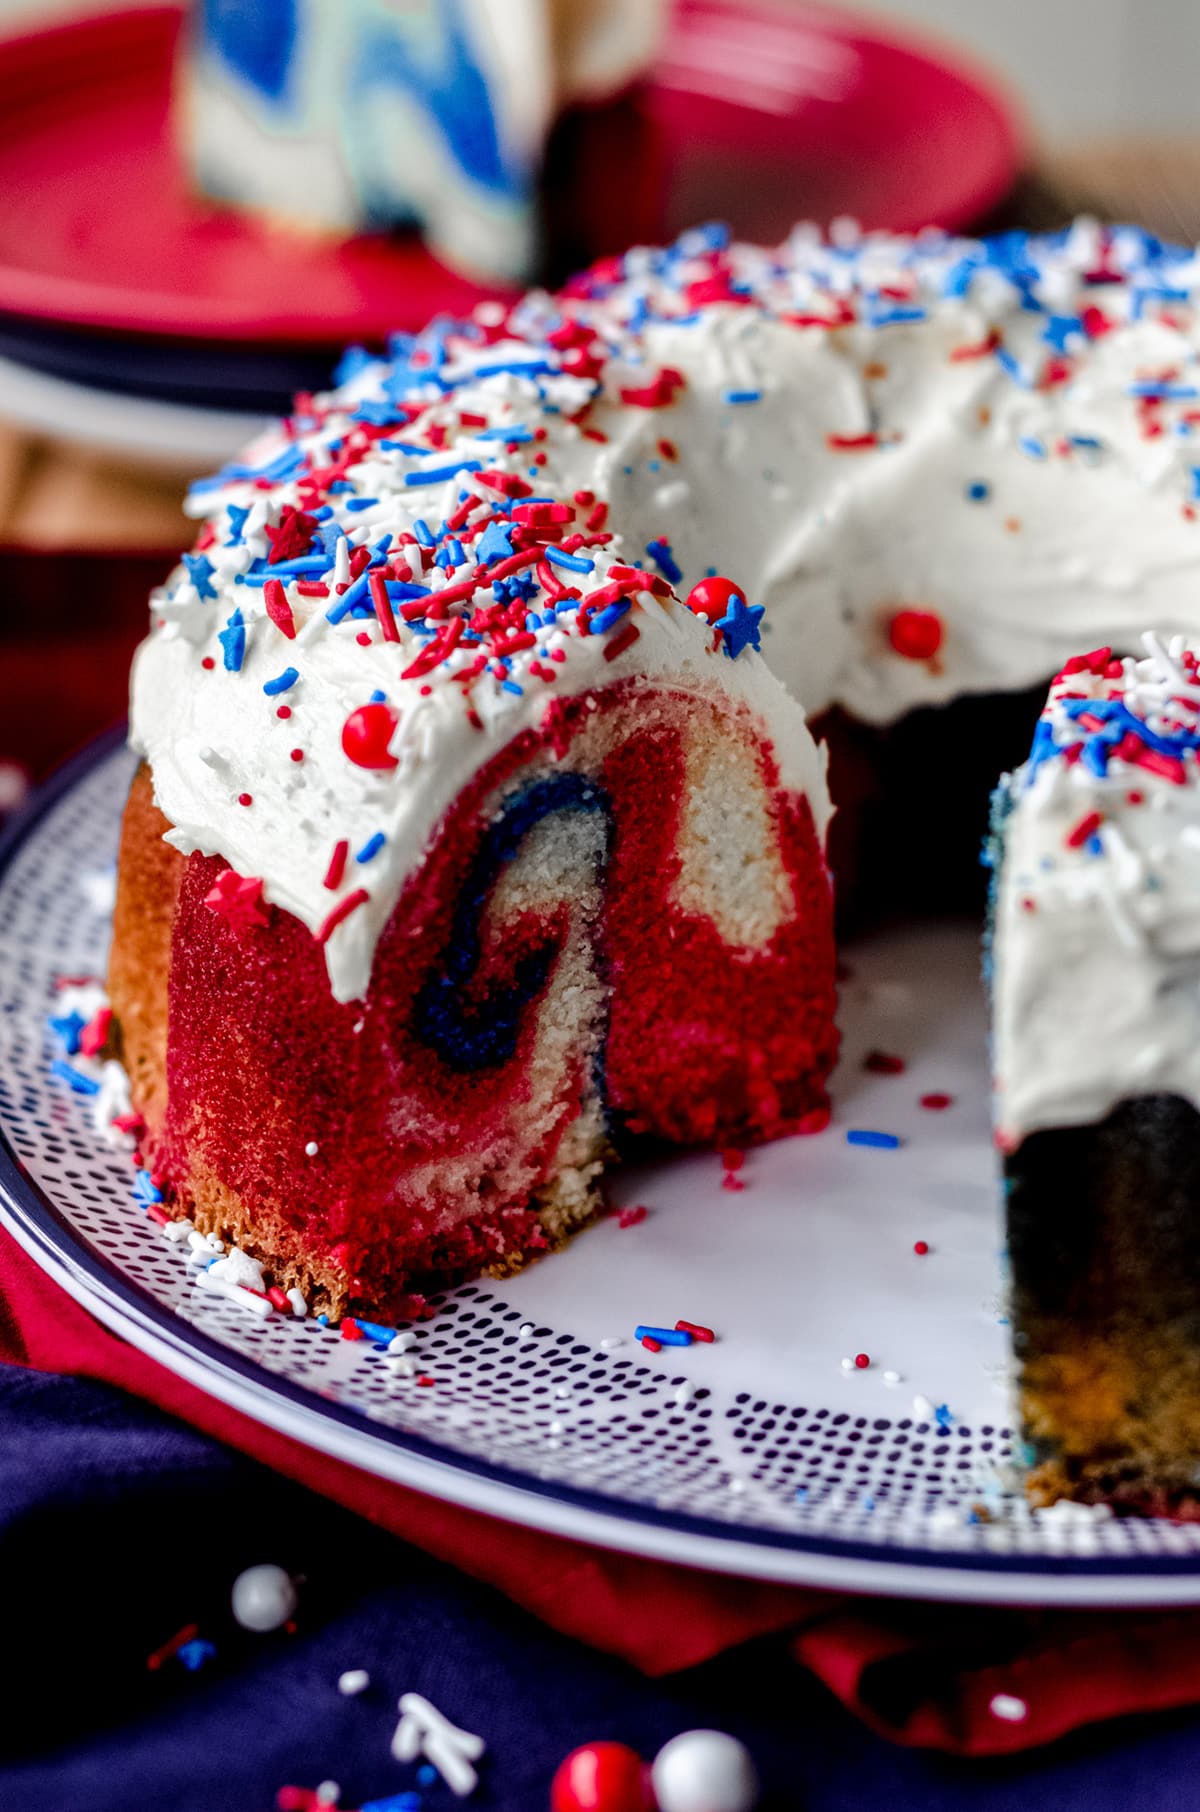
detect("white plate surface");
top-left (4, 737), bottom-right (1200, 1604)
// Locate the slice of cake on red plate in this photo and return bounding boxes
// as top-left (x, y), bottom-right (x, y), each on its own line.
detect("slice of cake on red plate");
top-left (111, 507), bottom-right (836, 1317)
top-left (990, 636), bottom-right (1200, 1514)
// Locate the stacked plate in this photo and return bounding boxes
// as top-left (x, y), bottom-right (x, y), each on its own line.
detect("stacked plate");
top-left (0, 1), bottom-right (1018, 476)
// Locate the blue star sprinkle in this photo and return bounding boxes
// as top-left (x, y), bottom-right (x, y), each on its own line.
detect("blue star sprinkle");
top-left (715, 592), bottom-right (765, 659)
top-left (182, 553), bottom-right (217, 600)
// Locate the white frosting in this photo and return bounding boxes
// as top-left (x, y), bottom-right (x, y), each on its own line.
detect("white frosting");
top-left (993, 635), bottom-right (1200, 1143)
top-left (132, 219), bottom-right (1200, 1005)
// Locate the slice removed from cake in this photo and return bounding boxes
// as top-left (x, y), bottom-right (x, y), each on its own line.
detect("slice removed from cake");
top-left (990, 635), bottom-right (1200, 1513)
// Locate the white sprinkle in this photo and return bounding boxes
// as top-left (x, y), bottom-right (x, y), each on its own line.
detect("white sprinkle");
top-left (840, 1356), bottom-right (855, 1372)
top-left (386, 1356), bottom-right (416, 1378)
top-left (388, 1330), bottom-right (418, 1354)
top-left (305, 1140), bottom-right (319, 1157)
top-left (162, 1218), bottom-right (194, 1244)
top-left (315, 1783), bottom-right (341, 1806)
top-left (554, 1383), bottom-right (570, 1398)
top-left (728, 1476), bottom-right (747, 1494)
top-left (286, 1287), bottom-right (308, 1317)
top-left (883, 1370), bottom-right (903, 1386)
top-left (989, 1693), bottom-right (1028, 1723)
top-left (517, 1322), bottom-right (534, 1339)
top-left (913, 1394), bottom-right (935, 1419)
top-left (337, 1669), bottom-right (370, 1697)
top-left (600, 1336), bottom-right (623, 1351)
top-left (674, 1380), bottom-right (695, 1407)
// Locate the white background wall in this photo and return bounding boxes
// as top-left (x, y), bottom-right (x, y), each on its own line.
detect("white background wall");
top-left (0, 0), bottom-right (1197, 145)
top-left (849, 0), bottom-right (1200, 143)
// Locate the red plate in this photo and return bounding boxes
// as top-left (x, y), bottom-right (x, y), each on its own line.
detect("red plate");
top-left (0, 2), bottom-right (1020, 345)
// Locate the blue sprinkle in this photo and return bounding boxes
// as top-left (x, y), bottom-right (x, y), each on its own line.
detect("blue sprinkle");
top-left (476, 520), bottom-right (515, 565)
top-left (545, 547), bottom-right (594, 574)
top-left (51, 1059), bottom-right (100, 1096)
top-left (646, 537), bottom-right (683, 584)
top-left (413, 519), bottom-right (436, 548)
top-left (218, 608), bottom-right (246, 672)
top-left (356, 832), bottom-right (386, 864)
top-left (262, 667), bottom-right (299, 696)
top-left (404, 460), bottom-right (483, 488)
top-left (635, 1325), bottom-right (692, 1346)
top-left (474, 423), bottom-right (533, 441)
top-left (225, 503), bottom-right (250, 545)
top-left (1019, 436), bottom-right (1047, 460)
top-left (175, 1638), bottom-right (217, 1673)
top-left (846, 1129), bottom-right (901, 1150)
top-left (589, 600), bottom-right (632, 635)
top-left (500, 680), bottom-right (524, 696)
top-left (333, 344), bottom-right (374, 386)
top-left (867, 304), bottom-right (927, 328)
top-left (48, 1012), bottom-right (86, 1055)
top-left (256, 555), bottom-right (328, 576)
top-left (182, 553), bottom-right (217, 600)
top-left (966, 481), bottom-right (990, 502)
top-left (1128, 381), bottom-right (1199, 400)
top-left (353, 1318), bottom-right (398, 1345)
top-left (133, 1169), bottom-right (163, 1205)
top-left (343, 497), bottom-right (379, 513)
top-left (471, 357), bottom-right (554, 379)
top-left (378, 440), bottom-right (436, 455)
top-left (994, 347), bottom-right (1031, 387)
top-left (723, 387), bottom-right (762, 404)
top-left (326, 574), bottom-right (370, 623)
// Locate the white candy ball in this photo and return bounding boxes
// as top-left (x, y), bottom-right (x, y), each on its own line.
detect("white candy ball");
top-left (230, 1563), bottom-right (298, 1632)
top-left (651, 1730), bottom-right (759, 1812)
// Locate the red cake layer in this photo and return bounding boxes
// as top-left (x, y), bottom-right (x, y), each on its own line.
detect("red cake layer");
top-left (125, 679), bottom-right (836, 1311)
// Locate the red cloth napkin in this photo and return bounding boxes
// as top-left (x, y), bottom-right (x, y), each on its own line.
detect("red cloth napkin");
top-left (5, 1227), bottom-right (1200, 1757)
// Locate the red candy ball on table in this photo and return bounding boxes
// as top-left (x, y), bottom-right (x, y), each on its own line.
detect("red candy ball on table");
top-left (341, 701), bottom-right (399, 770)
top-left (887, 607), bottom-right (944, 661)
top-left (686, 576), bottom-right (744, 622)
top-left (550, 1741), bottom-right (649, 1812)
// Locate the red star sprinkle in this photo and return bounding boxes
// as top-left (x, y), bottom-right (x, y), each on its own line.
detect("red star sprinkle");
top-left (203, 870), bottom-right (269, 934)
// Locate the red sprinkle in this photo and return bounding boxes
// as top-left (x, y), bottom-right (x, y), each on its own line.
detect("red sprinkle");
top-left (1065, 809), bottom-right (1104, 849)
top-left (603, 622), bottom-right (641, 662)
top-left (263, 577), bottom-right (297, 640)
top-left (369, 566), bottom-right (401, 643)
top-left (640, 1335), bottom-right (663, 1353)
top-left (914, 1241), bottom-right (930, 1256)
top-left (920, 1093), bottom-right (953, 1111)
top-left (863, 1050), bottom-right (905, 1075)
top-left (237, 793), bottom-right (253, 807)
top-left (276, 704), bottom-right (292, 719)
top-left (617, 1204), bottom-right (648, 1228)
top-left (676, 1320), bottom-right (715, 1344)
top-left (323, 839), bottom-right (350, 891)
top-left (854, 1353), bottom-right (871, 1370)
top-left (315, 888), bottom-right (369, 945)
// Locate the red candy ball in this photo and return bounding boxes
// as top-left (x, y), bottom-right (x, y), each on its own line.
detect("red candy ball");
top-left (887, 608), bottom-right (944, 661)
top-left (341, 701), bottom-right (399, 770)
top-left (685, 576), bottom-right (743, 622)
top-left (551, 1742), bottom-right (648, 1812)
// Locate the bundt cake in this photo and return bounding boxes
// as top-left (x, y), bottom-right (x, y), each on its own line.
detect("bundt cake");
top-left (991, 636), bottom-right (1200, 1514)
top-left (107, 219), bottom-right (1200, 1513)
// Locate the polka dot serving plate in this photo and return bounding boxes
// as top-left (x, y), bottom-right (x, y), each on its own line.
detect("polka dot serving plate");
top-left (6, 733), bottom-right (1200, 1606)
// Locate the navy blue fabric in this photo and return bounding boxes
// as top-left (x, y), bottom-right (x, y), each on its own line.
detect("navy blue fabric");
top-left (2, 1362), bottom-right (1198, 1812)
